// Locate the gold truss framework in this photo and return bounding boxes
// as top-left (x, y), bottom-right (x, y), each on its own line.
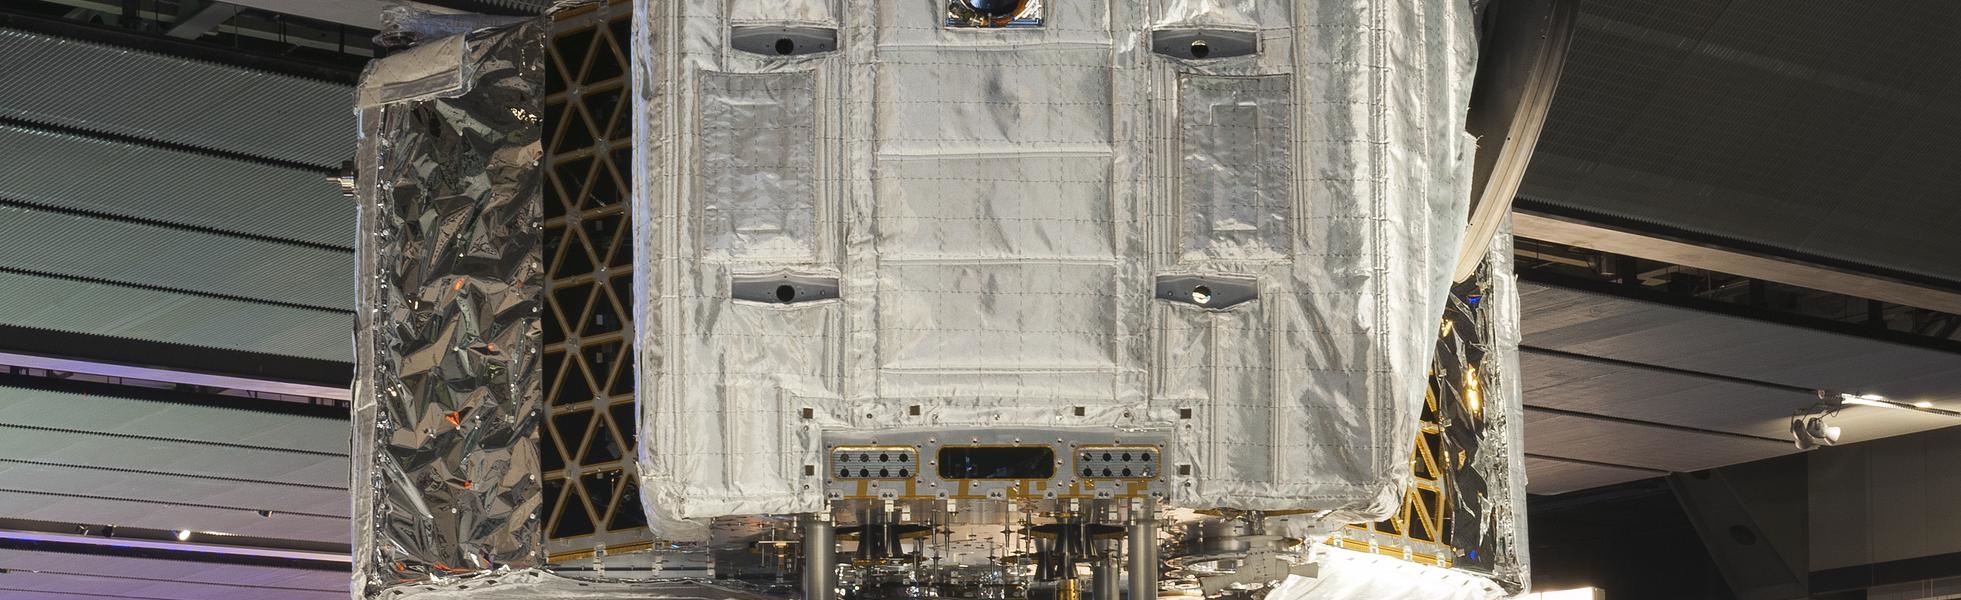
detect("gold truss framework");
top-left (1332, 380), bottom-right (1453, 567)
top-left (540, 0), bottom-right (650, 561)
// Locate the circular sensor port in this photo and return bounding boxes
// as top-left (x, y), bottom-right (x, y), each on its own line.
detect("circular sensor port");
top-left (961, 0), bottom-right (1024, 18)
top-left (1190, 285), bottom-right (1213, 305)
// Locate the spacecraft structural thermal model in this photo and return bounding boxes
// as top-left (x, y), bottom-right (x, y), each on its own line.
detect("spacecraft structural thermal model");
top-left (350, 0), bottom-right (1559, 599)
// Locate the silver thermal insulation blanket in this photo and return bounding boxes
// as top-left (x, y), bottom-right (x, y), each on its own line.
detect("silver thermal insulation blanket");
top-left (1278, 224), bottom-right (1527, 599)
top-left (352, 18), bottom-right (549, 596)
top-left (632, 0), bottom-right (1480, 536)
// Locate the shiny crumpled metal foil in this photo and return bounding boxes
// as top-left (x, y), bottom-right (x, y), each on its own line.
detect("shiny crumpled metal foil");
top-left (352, 17), bottom-right (549, 597)
top-left (1433, 220), bottom-right (1529, 594)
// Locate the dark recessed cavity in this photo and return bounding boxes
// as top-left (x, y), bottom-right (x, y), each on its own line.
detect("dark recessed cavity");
top-left (938, 446), bottom-right (1056, 480)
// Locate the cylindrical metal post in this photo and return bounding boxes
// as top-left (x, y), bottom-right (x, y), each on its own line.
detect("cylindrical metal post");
top-left (1126, 499), bottom-right (1157, 600)
top-left (803, 513), bottom-right (836, 600)
top-left (1093, 550), bottom-right (1120, 600)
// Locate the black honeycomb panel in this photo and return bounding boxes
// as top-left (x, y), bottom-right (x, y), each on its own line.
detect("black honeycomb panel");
top-left (581, 470), bottom-right (622, 515)
top-left (550, 484), bottom-right (597, 539)
top-left (610, 480), bottom-right (649, 531)
top-left (608, 401), bottom-right (637, 448)
top-left (540, 0), bottom-right (651, 552)
top-left (550, 409), bottom-right (595, 458)
top-left (581, 408), bottom-right (624, 464)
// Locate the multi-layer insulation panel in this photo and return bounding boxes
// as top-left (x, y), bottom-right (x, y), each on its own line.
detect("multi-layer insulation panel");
top-left (631, 0), bottom-right (1481, 536)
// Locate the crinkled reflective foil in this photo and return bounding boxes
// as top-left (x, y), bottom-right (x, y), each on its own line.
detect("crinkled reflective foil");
top-left (1434, 221), bottom-right (1529, 593)
top-left (352, 18), bottom-right (549, 597)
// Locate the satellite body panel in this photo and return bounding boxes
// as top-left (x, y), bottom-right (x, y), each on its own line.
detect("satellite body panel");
top-left (632, 0), bottom-right (1478, 533)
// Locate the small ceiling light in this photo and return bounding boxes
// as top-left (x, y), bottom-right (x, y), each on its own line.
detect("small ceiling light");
top-left (1837, 392), bottom-right (1961, 417)
top-left (1791, 406), bottom-right (1843, 450)
top-left (1789, 418), bottom-right (1814, 451)
top-left (1806, 417), bottom-right (1841, 444)
top-left (175, 530), bottom-right (192, 541)
top-left (1838, 395), bottom-right (1899, 410)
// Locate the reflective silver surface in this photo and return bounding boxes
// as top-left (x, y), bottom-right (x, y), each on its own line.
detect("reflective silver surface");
top-left (1433, 222), bottom-right (1528, 593)
top-left (352, 18), bottom-right (549, 597)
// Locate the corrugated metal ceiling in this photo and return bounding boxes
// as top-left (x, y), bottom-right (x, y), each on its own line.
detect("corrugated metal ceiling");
top-left (0, 28), bottom-right (354, 168)
top-left (1522, 0), bottom-right (1961, 283)
top-left (0, 548), bottom-right (344, 600)
top-left (0, 384), bottom-right (348, 542)
top-left (0, 125), bottom-right (353, 247)
top-left (0, 25), bottom-right (356, 364)
top-left (1520, 280), bottom-right (1961, 494)
top-left (0, 204), bottom-right (351, 310)
top-left (0, 271), bottom-right (351, 361)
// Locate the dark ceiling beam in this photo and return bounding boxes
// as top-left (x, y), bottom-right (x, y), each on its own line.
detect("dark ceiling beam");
top-left (0, 517), bottom-right (348, 570)
top-left (1513, 202), bottom-right (1961, 314)
top-left (0, 368), bottom-right (349, 420)
top-left (163, 0), bottom-right (238, 39)
top-left (0, 324), bottom-right (352, 393)
top-left (1521, 345), bottom-right (1818, 396)
top-left (0, 458), bottom-right (346, 492)
top-left (412, 0), bottom-right (542, 16)
top-left (222, 0), bottom-right (536, 30)
top-left (1524, 452), bottom-right (1671, 475)
top-left (1517, 268), bottom-right (1961, 356)
top-left (0, 266), bottom-right (350, 315)
top-left (0, 115), bottom-right (342, 175)
top-left (1523, 404), bottom-right (1792, 445)
top-left (0, 569), bottom-right (335, 596)
top-left (0, 196), bottom-right (353, 254)
top-left (0, 5), bottom-right (360, 85)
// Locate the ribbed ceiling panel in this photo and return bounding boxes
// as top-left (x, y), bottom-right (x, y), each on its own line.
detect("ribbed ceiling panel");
top-left (1520, 282), bottom-right (1961, 400)
top-left (0, 386), bottom-right (348, 454)
top-left (0, 461), bottom-right (347, 522)
top-left (0, 205), bottom-right (351, 309)
top-left (0, 426), bottom-right (345, 490)
top-left (0, 567), bottom-right (342, 600)
top-left (0, 550), bottom-right (342, 600)
top-left (1518, 278), bottom-right (1961, 495)
top-left (0, 272), bottom-right (350, 361)
top-left (1523, 457), bottom-right (1656, 496)
top-left (0, 126), bottom-right (353, 247)
top-left (1521, 352), bottom-right (1812, 439)
top-left (1522, 0), bottom-right (1961, 283)
top-left (0, 488), bottom-right (346, 543)
top-left (0, 407), bottom-right (349, 541)
top-left (0, 28), bottom-right (354, 167)
top-left (1524, 411), bottom-right (1789, 475)
top-left (487, 0), bottom-right (556, 10)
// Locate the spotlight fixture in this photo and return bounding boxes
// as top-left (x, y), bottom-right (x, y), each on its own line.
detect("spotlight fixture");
top-left (1792, 391), bottom-right (1961, 450)
top-left (1789, 412), bottom-right (1840, 450)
